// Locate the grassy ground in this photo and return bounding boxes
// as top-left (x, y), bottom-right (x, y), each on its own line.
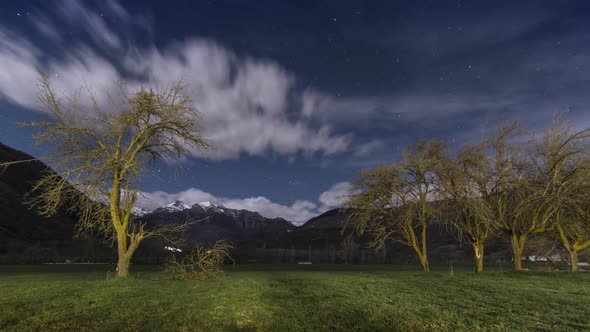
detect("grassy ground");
top-left (0, 264), bottom-right (589, 331)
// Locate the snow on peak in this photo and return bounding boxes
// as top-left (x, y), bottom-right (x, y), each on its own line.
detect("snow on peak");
top-left (199, 201), bottom-right (213, 208)
top-left (131, 206), bottom-right (148, 216)
top-left (164, 200), bottom-right (192, 212)
top-left (198, 201), bottom-right (228, 213)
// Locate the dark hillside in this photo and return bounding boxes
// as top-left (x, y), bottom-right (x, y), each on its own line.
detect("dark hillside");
top-left (0, 143), bottom-right (115, 263)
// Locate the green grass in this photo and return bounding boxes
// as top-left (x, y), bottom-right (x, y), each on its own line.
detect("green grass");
top-left (0, 264), bottom-right (589, 331)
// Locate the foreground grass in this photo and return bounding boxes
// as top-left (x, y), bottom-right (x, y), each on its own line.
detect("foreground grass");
top-left (0, 264), bottom-right (589, 331)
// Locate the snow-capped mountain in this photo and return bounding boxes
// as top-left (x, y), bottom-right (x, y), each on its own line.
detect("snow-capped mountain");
top-left (131, 206), bottom-right (149, 216)
top-left (140, 200), bottom-right (295, 244)
top-left (162, 201), bottom-right (192, 212)
top-left (196, 201), bottom-right (229, 214)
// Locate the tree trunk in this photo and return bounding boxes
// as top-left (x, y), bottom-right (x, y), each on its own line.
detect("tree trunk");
top-left (418, 254), bottom-right (430, 272)
top-left (510, 234), bottom-right (525, 271)
top-left (569, 250), bottom-right (579, 272)
top-left (115, 231), bottom-right (129, 277)
top-left (419, 222), bottom-right (429, 272)
top-left (473, 242), bottom-right (484, 273)
top-left (114, 232), bottom-right (140, 278)
top-left (116, 254), bottom-right (131, 278)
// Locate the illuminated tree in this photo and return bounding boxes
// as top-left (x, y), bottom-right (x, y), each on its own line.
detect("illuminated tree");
top-left (438, 142), bottom-right (496, 272)
top-left (24, 77), bottom-right (209, 277)
top-left (533, 120), bottom-right (590, 272)
top-left (344, 140), bottom-right (445, 272)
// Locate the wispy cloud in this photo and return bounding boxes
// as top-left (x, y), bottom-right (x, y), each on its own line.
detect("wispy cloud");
top-left (354, 139), bottom-right (384, 157)
top-left (0, 1), bottom-right (351, 161)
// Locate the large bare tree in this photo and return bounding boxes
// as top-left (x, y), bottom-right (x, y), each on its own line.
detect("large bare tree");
top-left (344, 140), bottom-right (445, 272)
top-left (533, 120), bottom-right (590, 271)
top-left (485, 123), bottom-right (557, 271)
top-left (438, 142), bottom-right (496, 272)
top-left (21, 77), bottom-right (209, 277)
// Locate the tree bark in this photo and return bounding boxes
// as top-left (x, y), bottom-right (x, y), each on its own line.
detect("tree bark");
top-left (116, 254), bottom-right (131, 278)
top-left (115, 230), bottom-right (129, 277)
top-left (473, 242), bottom-right (484, 273)
top-left (115, 231), bottom-right (140, 278)
top-left (569, 250), bottom-right (579, 272)
top-left (418, 254), bottom-right (430, 272)
top-left (510, 234), bottom-right (525, 271)
top-left (420, 222), bottom-right (429, 272)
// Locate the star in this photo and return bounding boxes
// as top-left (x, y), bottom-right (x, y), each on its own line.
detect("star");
top-left (333, 18), bottom-right (337, 22)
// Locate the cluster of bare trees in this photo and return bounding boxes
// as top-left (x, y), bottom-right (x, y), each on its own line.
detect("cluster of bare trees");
top-left (345, 119), bottom-right (590, 272)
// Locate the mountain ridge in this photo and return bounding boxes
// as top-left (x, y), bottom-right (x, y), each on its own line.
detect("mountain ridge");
top-left (138, 199), bottom-right (297, 226)
top-left (140, 199), bottom-right (296, 245)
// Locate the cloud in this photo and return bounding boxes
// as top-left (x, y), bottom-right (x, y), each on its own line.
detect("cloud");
top-left (0, 1), bottom-right (351, 161)
top-left (386, 8), bottom-right (552, 58)
top-left (57, 0), bottom-right (122, 50)
top-left (124, 39), bottom-right (352, 160)
top-left (34, 0), bottom-right (151, 52)
top-left (135, 189), bottom-right (320, 226)
top-left (221, 197), bottom-right (318, 225)
top-left (136, 188), bottom-right (217, 210)
top-left (30, 15), bottom-right (62, 42)
top-left (354, 139), bottom-right (384, 157)
top-left (294, 7), bottom-right (590, 150)
top-left (318, 181), bottom-right (355, 212)
top-left (0, 29), bottom-right (42, 109)
top-left (3, 0), bottom-right (587, 173)
top-left (136, 181), bottom-right (353, 225)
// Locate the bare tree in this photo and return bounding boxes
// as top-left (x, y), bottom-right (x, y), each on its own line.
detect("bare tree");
top-left (344, 140), bottom-right (445, 272)
top-left (18, 77), bottom-right (209, 277)
top-left (484, 123), bottom-right (557, 271)
top-left (438, 142), bottom-right (496, 272)
top-left (534, 120), bottom-right (590, 272)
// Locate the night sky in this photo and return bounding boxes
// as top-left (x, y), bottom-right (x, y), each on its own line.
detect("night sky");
top-left (1, 1), bottom-right (589, 224)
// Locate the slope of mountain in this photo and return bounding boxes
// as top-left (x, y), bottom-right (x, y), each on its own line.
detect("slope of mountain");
top-left (0, 143), bottom-right (116, 263)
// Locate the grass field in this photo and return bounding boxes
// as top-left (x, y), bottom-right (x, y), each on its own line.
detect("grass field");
top-left (1, 264), bottom-right (589, 331)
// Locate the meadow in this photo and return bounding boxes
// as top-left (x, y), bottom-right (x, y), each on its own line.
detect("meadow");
top-left (0, 264), bottom-right (589, 331)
